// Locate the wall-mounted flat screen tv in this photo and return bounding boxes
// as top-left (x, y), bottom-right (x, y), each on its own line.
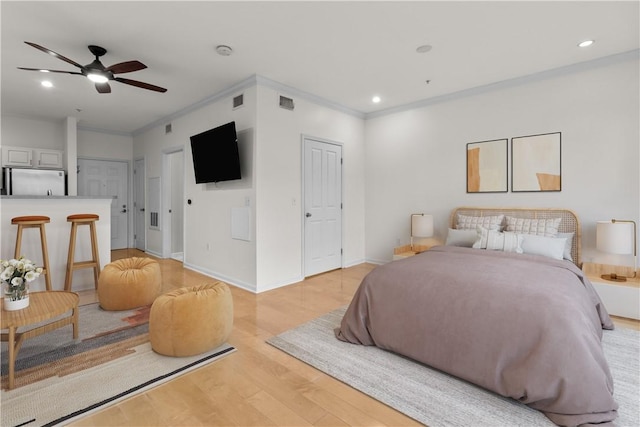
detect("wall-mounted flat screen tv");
top-left (190, 121), bottom-right (241, 183)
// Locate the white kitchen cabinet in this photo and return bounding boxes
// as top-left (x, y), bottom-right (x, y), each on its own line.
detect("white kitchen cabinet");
top-left (1, 146), bottom-right (32, 167)
top-left (1, 146), bottom-right (64, 169)
top-left (33, 149), bottom-right (64, 169)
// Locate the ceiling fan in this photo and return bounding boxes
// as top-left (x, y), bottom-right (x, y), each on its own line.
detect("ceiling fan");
top-left (18, 41), bottom-right (167, 94)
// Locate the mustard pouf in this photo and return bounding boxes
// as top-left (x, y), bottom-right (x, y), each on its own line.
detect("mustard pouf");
top-left (98, 257), bottom-right (162, 311)
top-left (149, 281), bottom-right (233, 357)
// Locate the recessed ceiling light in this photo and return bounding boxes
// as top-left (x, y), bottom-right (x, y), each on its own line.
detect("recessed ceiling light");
top-left (416, 44), bottom-right (433, 53)
top-left (41, 80), bottom-right (53, 88)
top-left (372, 95), bottom-right (381, 103)
top-left (578, 40), bottom-right (594, 48)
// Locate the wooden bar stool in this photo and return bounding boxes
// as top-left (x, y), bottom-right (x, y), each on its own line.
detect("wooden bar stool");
top-left (11, 215), bottom-right (52, 291)
top-left (64, 214), bottom-right (101, 291)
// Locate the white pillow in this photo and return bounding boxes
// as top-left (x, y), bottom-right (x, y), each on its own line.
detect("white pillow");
top-left (445, 228), bottom-right (478, 247)
top-left (472, 227), bottom-right (490, 249)
top-left (505, 216), bottom-right (561, 237)
top-left (457, 214), bottom-right (504, 231)
top-left (485, 230), bottom-right (523, 253)
top-left (520, 234), bottom-right (567, 260)
top-left (557, 232), bottom-right (574, 261)
top-left (473, 228), bottom-right (523, 252)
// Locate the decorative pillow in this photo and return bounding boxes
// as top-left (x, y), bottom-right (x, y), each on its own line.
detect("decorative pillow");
top-left (473, 228), bottom-right (523, 252)
top-left (445, 228), bottom-right (478, 247)
top-left (520, 234), bottom-right (567, 260)
top-left (457, 214), bottom-right (504, 231)
top-left (557, 232), bottom-right (574, 261)
top-left (505, 216), bottom-right (561, 237)
top-left (472, 227), bottom-right (490, 249)
top-left (485, 230), bottom-right (524, 253)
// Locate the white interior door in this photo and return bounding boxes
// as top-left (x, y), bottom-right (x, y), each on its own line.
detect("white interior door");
top-left (134, 158), bottom-right (145, 251)
top-left (304, 137), bottom-right (343, 276)
top-left (78, 159), bottom-right (129, 249)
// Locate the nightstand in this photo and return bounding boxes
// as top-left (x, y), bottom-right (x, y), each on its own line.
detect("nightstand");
top-left (393, 239), bottom-right (442, 260)
top-left (583, 262), bottom-right (640, 320)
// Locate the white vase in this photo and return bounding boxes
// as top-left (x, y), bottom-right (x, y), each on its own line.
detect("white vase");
top-left (4, 295), bottom-right (30, 311)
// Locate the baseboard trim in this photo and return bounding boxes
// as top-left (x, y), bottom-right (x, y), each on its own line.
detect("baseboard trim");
top-left (182, 262), bottom-right (257, 293)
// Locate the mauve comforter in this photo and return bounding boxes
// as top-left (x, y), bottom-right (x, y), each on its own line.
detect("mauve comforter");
top-left (335, 246), bottom-right (617, 426)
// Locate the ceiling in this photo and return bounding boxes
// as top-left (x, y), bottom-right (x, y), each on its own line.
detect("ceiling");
top-left (2, 1), bottom-right (638, 135)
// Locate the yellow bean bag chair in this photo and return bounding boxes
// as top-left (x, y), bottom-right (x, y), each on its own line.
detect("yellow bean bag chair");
top-left (149, 281), bottom-right (233, 357)
top-left (98, 257), bottom-right (162, 311)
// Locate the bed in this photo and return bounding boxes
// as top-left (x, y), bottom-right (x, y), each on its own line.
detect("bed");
top-left (336, 207), bottom-right (617, 426)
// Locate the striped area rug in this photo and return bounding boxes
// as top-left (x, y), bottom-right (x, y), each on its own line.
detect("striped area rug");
top-left (1, 301), bottom-right (237, 426)
top-left (1, 340), bottom-right (236, 427)
top-left (267, 306), bottom-right (640, 427)
top-left (1, 303), bottom-right (150, 388)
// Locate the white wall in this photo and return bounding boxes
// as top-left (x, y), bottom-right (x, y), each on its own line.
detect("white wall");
top-left (1, 116), bottom-right (64, 149)
top-left (255, 86), bottom-right (366, 291)
top-left (77, 129), bottom-right (133, 161)
top-left (134, 86), bottom-right (258, 291)
top-left (364, 58), bottom-right (639, 265)
top-left (132, 81), bottom-right (366, 293)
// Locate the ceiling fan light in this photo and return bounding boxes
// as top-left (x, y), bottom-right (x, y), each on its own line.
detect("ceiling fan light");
top-left (87, 73), bottom-right (108, 83)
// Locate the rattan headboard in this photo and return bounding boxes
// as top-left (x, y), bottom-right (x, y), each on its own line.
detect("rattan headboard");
top-left (450, 207), bottom-right (581, 267)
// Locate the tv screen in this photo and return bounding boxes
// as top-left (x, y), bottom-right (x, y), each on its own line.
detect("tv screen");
top-left (190, 121), bottom-right (241, 183)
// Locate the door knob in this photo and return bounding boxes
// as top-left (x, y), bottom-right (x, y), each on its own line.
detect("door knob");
top-left (121, 209), bottom-right (127, 213)
top-left (306, 213), bottom-right (312, 217)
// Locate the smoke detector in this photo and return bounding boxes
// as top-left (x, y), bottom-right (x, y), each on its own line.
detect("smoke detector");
top-left (216, 45), bottom-right (233, 56)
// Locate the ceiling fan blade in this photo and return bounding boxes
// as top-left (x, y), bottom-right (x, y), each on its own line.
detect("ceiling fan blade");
top-left (114, 77), bottom-right (167, 93)
top-left (18, 67), bottom-right (83, 75)
top-left (95, 82), bottom-right (111, 94)
top-left (24, 41), bottom-right (84, 69)
top-left (105, 60), bottom-right (147, 74)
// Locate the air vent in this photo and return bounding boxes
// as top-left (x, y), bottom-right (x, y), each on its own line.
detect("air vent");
top-left (150, 211), bottom-right (159, 228)
top-left (279, 95), bottom-right (295, 111)
top-left (165, 123), bottom-right (172, 134)
top-left (233, 94), bottom-right (244, 109)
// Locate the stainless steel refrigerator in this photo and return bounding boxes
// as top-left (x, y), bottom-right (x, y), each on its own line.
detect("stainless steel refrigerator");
top-left (3, 168), bottom-right (66, 195)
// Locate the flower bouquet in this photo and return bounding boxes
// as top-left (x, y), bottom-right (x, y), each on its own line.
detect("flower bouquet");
top-left (1, 256), bottom-right (42, 310)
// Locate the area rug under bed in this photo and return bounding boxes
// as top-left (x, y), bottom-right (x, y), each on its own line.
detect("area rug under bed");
top-left (267, 306), bottom-right (640, 427)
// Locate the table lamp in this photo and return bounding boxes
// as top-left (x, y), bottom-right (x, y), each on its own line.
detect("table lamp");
top-left (411, 214), bottom-right (434, 252)
top-left (596, 219), bottom-right (637, 282)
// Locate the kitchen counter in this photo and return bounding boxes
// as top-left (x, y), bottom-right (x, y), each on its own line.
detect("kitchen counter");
top-left (1, 197), bottom-right (112, 292)
top-left (1, 195), bottom-right (114, 199)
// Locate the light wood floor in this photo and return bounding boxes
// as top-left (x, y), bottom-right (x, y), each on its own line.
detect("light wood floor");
top-left (71, 249), bottom-right (639, 426)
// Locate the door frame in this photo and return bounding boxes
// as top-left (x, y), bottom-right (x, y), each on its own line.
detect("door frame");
top-left (161, 147), bottom-right (185, 260)
top-left (301, 134), bottom-right (344, 277)
top-left (133, 157), bottom-right (146, 251)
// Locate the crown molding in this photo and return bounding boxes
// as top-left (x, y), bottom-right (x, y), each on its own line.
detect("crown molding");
top-left (102, 48), bottom-right (639, 137)
top-left (132, 75), bottom-right (258, 137)
top-left (366, 49), bottom-right (639, 120)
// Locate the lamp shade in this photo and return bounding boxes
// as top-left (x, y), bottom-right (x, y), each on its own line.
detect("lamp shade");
top-left (596, 220), bottom-right (634, 255)
top-left (411, 214), bottom-right (434, 238)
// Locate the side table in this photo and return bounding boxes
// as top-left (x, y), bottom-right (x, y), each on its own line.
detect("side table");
top-left (1, 291), bottom-right (79, 389)
top-left (582, 262), bottom-right (639, 320)
top-left (393, 239), bottom-right (443, 260)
